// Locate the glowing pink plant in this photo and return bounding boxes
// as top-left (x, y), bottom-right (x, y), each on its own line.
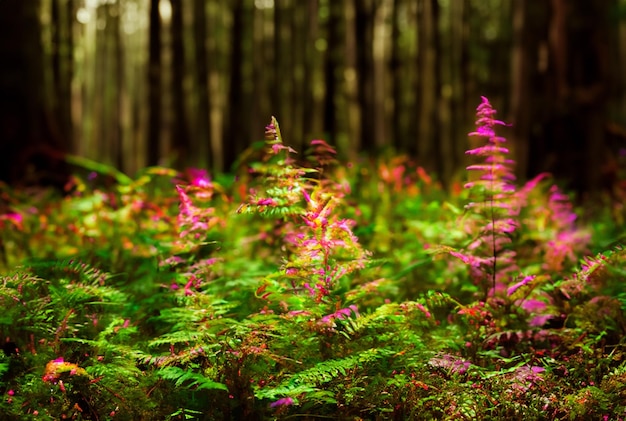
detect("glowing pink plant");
top-left (286, 189), bottom-right (371, 301)
top-left (451, 97), bottom-right (519, 297)
top-left (543, 185), bottom-right (590, 272)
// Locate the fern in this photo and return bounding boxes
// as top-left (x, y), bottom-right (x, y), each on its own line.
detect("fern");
top-left (255, 348), bottom-right (394, 401)
top-left (26, 258), bottom-right (110, 285)
top-left (237, 117), bottom-right (311, 219)
top-left (156, 365), bottom-right (228, 392)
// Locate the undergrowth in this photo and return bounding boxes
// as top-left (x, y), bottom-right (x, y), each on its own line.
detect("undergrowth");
top-left (1, 98), bottom-right (625, 420)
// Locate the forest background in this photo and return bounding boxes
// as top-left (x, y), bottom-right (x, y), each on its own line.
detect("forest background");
top-left (1, 0), bottom-right (626, 196)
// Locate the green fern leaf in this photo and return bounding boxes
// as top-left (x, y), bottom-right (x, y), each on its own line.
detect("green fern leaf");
top-left (157, 366), bottom-right (227, 391)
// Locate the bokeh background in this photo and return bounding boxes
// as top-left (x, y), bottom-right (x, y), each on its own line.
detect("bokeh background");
top-left (1, 0), bottom-right (625, 195)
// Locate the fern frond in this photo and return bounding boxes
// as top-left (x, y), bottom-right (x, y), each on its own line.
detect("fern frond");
top-left (26, 258), bottom-right (110, 286)
top-left (156, 366), bottom-right (228, 392)
top-left (255, 348), bottom-right (393, 401)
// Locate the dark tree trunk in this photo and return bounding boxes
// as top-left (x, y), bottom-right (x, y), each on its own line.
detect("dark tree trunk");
top-left (509, 0), bottom-right (549, 181)
top-left (521, 0), bottom-right (612, 198)
top-left (390, 0), bottom-right (402, 151)
top-left (354, 0), bottom-right (376, 151)
top-left (50, 0), bottom-right (73, 152)
top-left (193, 0), bottom-right (211, 169)
top-left (147, 0), bottom-right (162, 166)
top-left (303, 0), bottom-right (323, 142)
top-left (112, 3), bottom-right (124, 171)
top-left (323, 0), bottom-right (344, 146)
top-left (273, 0), bottom-right (290, 136)
top-left (447, 0), bottom-right (466, 181)
top-left (289, 3), bottom-right (306, 150)
top-left (415, 0), bottom-right (440, 174)
top-left (0, 0), bottom-right (69, 188)
top-left (170, 0), bottom-right (191, 167)
top-left (344, 0), bottom-right (361, 155)
top-left (225, 0), bottom-right (245, 169)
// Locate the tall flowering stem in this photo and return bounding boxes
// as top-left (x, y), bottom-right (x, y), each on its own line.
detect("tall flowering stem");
top-left (452, 97), bottom-right (518, 297)
top-left (242, 117), bottom-right (371, 303)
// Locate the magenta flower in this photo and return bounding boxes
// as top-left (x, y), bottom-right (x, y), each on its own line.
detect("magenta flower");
top-left (0, 212), bottom-right (23, 230)
top-left (270, 397), bottom-right (294, 408)
top-left (187, 168), bottom-right (212, 188)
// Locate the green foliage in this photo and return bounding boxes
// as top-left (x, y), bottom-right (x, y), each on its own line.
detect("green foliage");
top-left (0, 109), bottom-right (626, 419)
top-left (156, 366), bottom-right (228, 391)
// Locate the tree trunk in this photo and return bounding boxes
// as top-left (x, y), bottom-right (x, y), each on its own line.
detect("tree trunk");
top-left (525, 0), bottom-right (611, 197)
top-left (354, 0), bottom-right (376, 151)
top-left (147, 0), bottom-right (162, 166)
top-left (225, 0), bottom-right (253, 170)
top-left (416, 0), bottom-right (440, 174)
top-left (193, 0), bottom-right (211, 169)
top-left (289, 3), bottom-right (306, 150)
top-left (303, 0), bottom-right (324, 142)
top-left (344, 0), bottom-right (361, 157)
top-left (170, 0), bottom-right (191, 167)
top-left (0, 0), bottom-right (69, 187)
top-left (50, 0), bottom-right (74, 152)
top-left (509, 0), bottom-right (548, 181)
top-left (323, 0), bottom-right (344, 148)
top-left (273, 0), bottom-right (290, 139)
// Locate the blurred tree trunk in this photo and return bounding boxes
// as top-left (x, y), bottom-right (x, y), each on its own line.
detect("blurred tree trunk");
top-left (94, 6), bottom-right (106, 160)
top-left (170, 0), bottom-right (191, 167)
top-left (252, 3), bottom-right (272, 148)
top-left (515, 0), bottom-right (612, 197)
top-left (112, 3), bottom-right (124, 171)
top-left (50, 0), bottom-right (74, 152)
top-left (547, 0), bottom-right (611, 196)
top-left (92, 3), bottom-right (123, 171)
top-left (273, 0), bottom-right (290, 141)
top-left (372, 0), bottom-right (388, 149)
top-left (147, 0), bottom-right (162, 166)
top-left (390, 0), bottom-right (405, 152)
top-left (0, 0), bottom-right (69, 187)
top-left (447, 0), bottom-right (466, 181)
top-left (437, 0), bottom-right (453, 182)
top-left (354, 0), bottom-right (376, 151)
top-left (289, 3), bottom-right (306, 150)
top-left (415, 0), bottom-right (440, 174)
top-left (509, 0), bottom-right (549, 182)
top-left (323, 0), bottom-right (344, 148)
top-left (303, 0), bottom-right (325, 142)
top-left (193, 0), bottom-right (211, 169)
top-left (225, 0), bottom-right (253, 170)
top-left (344, 0), bottom-right (361, 156)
